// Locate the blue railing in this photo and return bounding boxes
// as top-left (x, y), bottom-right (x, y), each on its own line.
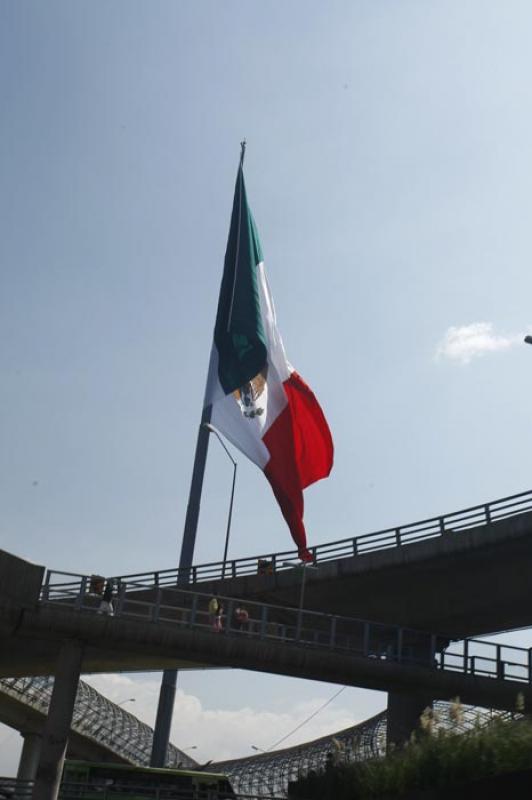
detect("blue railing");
top-left (40, 581), bottom-right (532, 688)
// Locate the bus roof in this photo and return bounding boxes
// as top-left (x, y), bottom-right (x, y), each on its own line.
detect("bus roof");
top-left (64, 760), bottom-right (228, 781)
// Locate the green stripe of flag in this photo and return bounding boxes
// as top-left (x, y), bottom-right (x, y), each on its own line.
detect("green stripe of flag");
top-left (214, 166), bottom-right (267, 395)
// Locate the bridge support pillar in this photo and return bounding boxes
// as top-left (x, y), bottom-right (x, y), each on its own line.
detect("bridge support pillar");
top-left (17, 732), bottom-right (42, 782)
top-left (32, 640), bottom-right (83, 800)
top-left (387, 690), bottom-right (432, 751)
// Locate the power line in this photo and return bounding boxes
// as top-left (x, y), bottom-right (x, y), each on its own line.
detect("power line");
top-left (265, 686), bottom-right (347, 752)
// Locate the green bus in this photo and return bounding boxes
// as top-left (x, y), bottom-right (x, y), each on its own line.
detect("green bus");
top-left (61, 760), bottom-right (235, 800)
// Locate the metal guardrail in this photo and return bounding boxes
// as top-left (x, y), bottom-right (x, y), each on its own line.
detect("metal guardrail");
top-left (40, 583), bottom-right (532, 689)
top-left (0, 678), bottom-right (196, 770)
top-left (41, 489), bottom-right (532, 600)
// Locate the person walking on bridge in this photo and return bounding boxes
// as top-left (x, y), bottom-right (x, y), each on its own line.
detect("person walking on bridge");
top-left (212, 602), bottom-right (224, 633)
top-left (234, 604), bottom-right (249, 631)
top-left (214, 602), bottom-right (224, 632)
top-left (209, 592), bottom-right (219, 630)
top-left (98, 580), bottom-right (114, 615)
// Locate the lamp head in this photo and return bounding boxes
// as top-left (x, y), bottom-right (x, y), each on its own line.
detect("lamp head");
top-left (283, 560), bottom-right (318, 570)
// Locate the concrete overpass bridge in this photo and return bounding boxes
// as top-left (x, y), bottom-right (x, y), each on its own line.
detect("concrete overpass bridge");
top-left (2, 566), bottom-right (529, 797)
top-left (4, 487), bottom-right (532, 798)
top-left (2, 572), bottom-right (528, 795)
top-left (3, 573), bottom-right (532, 717)
top-left (44, 488), bottom-right (532, 638)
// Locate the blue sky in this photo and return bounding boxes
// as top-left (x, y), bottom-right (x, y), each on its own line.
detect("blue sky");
top-left (2, 0), bottom-right (532, 773)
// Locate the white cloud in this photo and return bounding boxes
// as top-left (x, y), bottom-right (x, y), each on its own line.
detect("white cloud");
top-left (0, 674), bottom-right (384, 776)
top-left (435, 322), bottom-right (525, 365)
top-left (84, 674), bottom-right (369, 764)
top-left (0, 725), bottom-right (22, 776)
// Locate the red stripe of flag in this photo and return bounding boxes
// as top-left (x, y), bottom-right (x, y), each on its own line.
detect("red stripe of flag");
top-left (263, 372), bottom-right (334, 560)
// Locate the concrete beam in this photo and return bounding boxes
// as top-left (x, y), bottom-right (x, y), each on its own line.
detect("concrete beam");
top-left (0, 550), bottom-right (44, 608)
top-left (4, 602), bottom-right (532, 715)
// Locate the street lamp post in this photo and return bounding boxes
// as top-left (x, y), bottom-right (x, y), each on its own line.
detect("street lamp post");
top-left (283, 561), bottom-right (319, 639)
top-left (116, 698), bottom-right (136, 707)
top-left (203, 424), bottom-right (238, 578)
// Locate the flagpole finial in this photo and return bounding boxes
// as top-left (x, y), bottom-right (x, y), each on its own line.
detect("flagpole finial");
top-left (240, 140), bottom-right (246, 167)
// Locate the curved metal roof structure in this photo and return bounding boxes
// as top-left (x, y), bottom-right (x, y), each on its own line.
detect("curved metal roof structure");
top-left (212, 702), bottom-right (514, 797)
top-left (0, 676), bottom-right (197, 770)
top-left (0, 672), bottom-right (514, 797)
top-left (0, 677), bottom-right (515, 797)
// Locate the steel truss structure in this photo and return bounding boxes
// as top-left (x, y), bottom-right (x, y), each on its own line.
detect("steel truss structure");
top-left (0, 676), bottom-right (197, 770)
top-left (212, 702), bottom-right (514, 797)
top-left (0, 679), bottom-right (515, 798)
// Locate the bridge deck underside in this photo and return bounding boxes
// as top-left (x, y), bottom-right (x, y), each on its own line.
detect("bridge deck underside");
top-left (0, 603), bottom-right (530, 715)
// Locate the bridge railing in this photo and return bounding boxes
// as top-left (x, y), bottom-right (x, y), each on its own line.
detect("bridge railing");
top-left (40, 488), bottom-right (532, 600)
top-left (40, 581), bottom-right (532, 689)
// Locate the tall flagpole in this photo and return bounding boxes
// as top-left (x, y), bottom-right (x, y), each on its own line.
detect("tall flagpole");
top-left (150, 142), bottom-right (246, 767)
top-left (150, 406), bottom-right (211, 767)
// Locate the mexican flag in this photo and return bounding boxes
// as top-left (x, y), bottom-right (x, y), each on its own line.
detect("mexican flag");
top-left (204, 163), bottom-right (333, 561)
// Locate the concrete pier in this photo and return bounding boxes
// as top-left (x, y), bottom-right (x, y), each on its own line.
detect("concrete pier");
top-left (17, 732), bottom-right (42, 782)
top-left (32, 641), bottom-right (83, 800)
top-left (387, 690), bottom-right (433, 749)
